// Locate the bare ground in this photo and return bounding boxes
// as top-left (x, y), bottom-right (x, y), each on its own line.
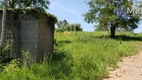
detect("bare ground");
top-left (104, 44), bottom-right (142, 80)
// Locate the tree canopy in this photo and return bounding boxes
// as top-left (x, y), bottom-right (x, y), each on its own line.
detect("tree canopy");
top-left (56, 19), bottom-right (82, 32)
top-left (0, 0), bottom-right (50, 9)
top-left (84, 0), bottom-right (140, 38)
top-left (57, 19), bottom-right (69, 28)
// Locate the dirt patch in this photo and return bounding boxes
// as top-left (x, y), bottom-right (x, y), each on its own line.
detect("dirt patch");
top-left (103, 43), bottom-right (142, 80)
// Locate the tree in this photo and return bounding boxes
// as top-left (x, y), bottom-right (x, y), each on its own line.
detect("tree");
top-left (70, 23), bottom-right (82, 31)
top-left (56, 19), bottom-right (83, 32)
top-left (0, 0), bottom-right (50, 9)
top-left (84, 0), bottom-right (140, 38)
top-left (57, 21), bottom-right (63, 28)
top-left (0, 0), bottom-right (8, 47)
top-left (64, 24), bottom-right (71, 31)
top-left (95, 24), bottom-right (108, 31)
top-left (57, 19), bottom-right (69, 28)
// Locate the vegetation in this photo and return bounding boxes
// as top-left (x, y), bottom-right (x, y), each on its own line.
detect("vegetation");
top-left (0, 32), bottom-right (141, 80)
top-left (0, 0), bottom-right (50, 9)
top-left (0, 0), bottom-right (142, 80)
top-left (84, 0), bottom-right (140, 38)
top-left (56, 19), bottom-right (82, 32)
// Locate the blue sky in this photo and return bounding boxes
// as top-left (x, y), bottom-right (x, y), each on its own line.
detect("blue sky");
top-left (47, 0), bottom-right (142, 33)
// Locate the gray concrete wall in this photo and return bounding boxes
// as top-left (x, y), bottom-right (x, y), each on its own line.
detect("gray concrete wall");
top-left (18, 20), bottom-right (38, 61)
top-left (0, 11), bottom-right (55, 62)
top-left (37, 15), bottom-right (54, 62)
top-left (0, 12), bottom-right (16, 57)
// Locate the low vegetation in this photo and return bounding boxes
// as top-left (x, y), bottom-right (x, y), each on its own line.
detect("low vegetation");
top-left (56, 19), bottom-right (83, 32)
top-left (0, 32), bottom-right (141, 80)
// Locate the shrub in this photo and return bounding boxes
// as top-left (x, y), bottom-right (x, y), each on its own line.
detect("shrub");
top-left (55, 28), bottom-right (64, 32)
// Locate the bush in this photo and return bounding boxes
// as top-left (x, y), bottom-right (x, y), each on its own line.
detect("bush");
top-left (0, 44), bottom-right (14, 70)
top-left (55, 28), bottom-right (64, 32)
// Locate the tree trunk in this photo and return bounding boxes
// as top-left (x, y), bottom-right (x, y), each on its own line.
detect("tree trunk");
top-left (0, 0), bottom-right (8, 47)
top-left (110, 26), bottom-right (116, 38)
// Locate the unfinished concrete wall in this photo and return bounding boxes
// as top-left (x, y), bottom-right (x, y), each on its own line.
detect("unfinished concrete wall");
top-left (0, 11), bottom-right (55, 62)
top-left (37, 16), bottom-right (54, 62)
top-left (0, 11), bottom-right (16, 57)
top-left (19, 23), bottom-right (38, 61)
top-left (16, 14), bottom-right (38, 61)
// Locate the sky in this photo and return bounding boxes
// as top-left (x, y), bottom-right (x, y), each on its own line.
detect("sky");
top-left (47, 0), bottom-right (142, 33)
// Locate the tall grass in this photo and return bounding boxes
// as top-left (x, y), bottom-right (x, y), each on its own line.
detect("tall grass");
top-left (0, 31), bottom-right (141, 80)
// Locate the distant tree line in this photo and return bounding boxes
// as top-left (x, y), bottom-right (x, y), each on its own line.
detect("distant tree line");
top-left (56, 19), bottom-right (82, 32)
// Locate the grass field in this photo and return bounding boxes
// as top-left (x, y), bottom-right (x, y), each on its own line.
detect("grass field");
top-left (0, 31), bottom-right (141, 80)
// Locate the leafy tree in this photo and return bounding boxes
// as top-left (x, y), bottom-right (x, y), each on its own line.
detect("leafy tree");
top-left (0, 0), bottom-right (50, 9)
top-left (84, 0), bottom-right (140, 38)
top-left (56, 19), bottom-right (82, 32)
top-left (57, 19), bottom-right (69, 28)
top-left (62, 20), bottom-right (69, 26)
top-left (64, 24), bottom-right (71, 31)
top-left (63, 23), bottom-right (82, 31)
top-left (55, 28), bottom-right (64, 32)
top-left (57, 21), bottom-right (63, 28)
top-left (70, 24), bottom-right (82, 31)
top-left (95, 25), bottom-right (108, 31)
top-left (70, 24), bottom-right (74, 31)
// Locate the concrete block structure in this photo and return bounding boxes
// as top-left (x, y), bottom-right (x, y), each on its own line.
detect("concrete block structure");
top-left (0, 9), bottom-right (57, 62)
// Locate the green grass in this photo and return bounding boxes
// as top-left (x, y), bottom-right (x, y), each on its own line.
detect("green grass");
top-left (0, 31), bottom-right (141, 80)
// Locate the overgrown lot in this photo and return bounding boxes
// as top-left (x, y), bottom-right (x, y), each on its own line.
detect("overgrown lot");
top-left (0, 32), bottom-right (141, 80)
